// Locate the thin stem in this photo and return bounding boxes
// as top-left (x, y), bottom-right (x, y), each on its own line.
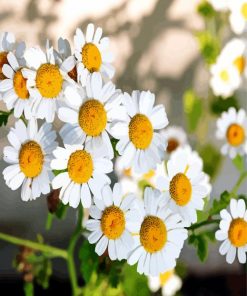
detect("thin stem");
top-left (0, 232), bottom-right (67, 259)
top-left (67, 207), bottom-right (83, 296)
top-left (188, 219), bottom-right (220, 231)
top-left (229, 172), bottom-right (247, 199)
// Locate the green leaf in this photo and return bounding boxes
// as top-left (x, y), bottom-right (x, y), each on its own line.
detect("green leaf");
top-left (196, 31), bottom-right (220, 65)
top-left (24, 282), bottom-right (34, 296)
top-left (198, 144), bottom-right (222, 179)
top-left (35, 256), bottom-right (52, 289)
top-left (111, 138), bottom-right (119, 157)
top-left (108, 260), bottom-right (123, 288)
top-left (209, 191), bottom-right (230, 216)
top-left (197, 1), bottom-right (215, 18)
top-left (197, 235), bottom-right (208, 262)
top-left (79, 240), bottom-right (99, 284)
top-left (183, 90), bottom-right (203, 133)
top-left (55, 202), bottom-right (68, 219)
top-left (204, 230), bottom-right (216, 242)
top-left (210, 96), bottom-right (239, 115)
top-left (0, 110), bottom-right (13, 127)
top-left (233, 155), bottom-right (245, 172)
top-left (52, 169), bottom-right (67, 176)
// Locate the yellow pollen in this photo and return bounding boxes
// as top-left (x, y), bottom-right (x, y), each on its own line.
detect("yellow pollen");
top-left (241, 3), bottom-right (247, 19)
top-left (68, 66), bottom-right (77, 82)
top-left (13, 69), bottom-right (29, 99)
top-left (159, 270), bottom-right (174, 286)
top-left (78, 99), bottom-right (107, 137)
top-left (123, 168), bottom-right (132, 177)
top-left (169, 173), bottom-right (192, 206)
top-left (234, 56), bottom-right (246, 74)
top-left (143, 169), bottom-right (155, 180)
top-left (101, 206), bottom-right (125, 239)
top-left (19, 141), bottom-right (44, 178)
top-left (228, 218), bottom-right (247, 247)
top-left (129, 114), bottom-right (153, 149)
top-left (167, 138), bottom-right (179, 153)
top-left (140, 216), bottom-right (167, 253)
top-left (36, 63), bottom-right (63, 98)
top-left (0, 51), bottom-right (8, 80)
top-left (81, 43), bottom-right (102, 72)
top-left (67, 150), bottom-right (93, 184)
top-left (220, 70), bottom-right (229, 82)
top-left (226, 123), bottom-right (245, 146)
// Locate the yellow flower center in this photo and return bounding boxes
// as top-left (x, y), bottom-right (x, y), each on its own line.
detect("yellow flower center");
top-left (123, 168), bottom-right (132, 177)
top-left (167, 138), bottom-right (179, 153)
top-left (81, 43), bottom-right (102, 72)
top-left (143, 169), bottom-right (155, 180)
top-left (19, 141), bottom-right (44, 178)
top-left (36, 63), bottom-right (63, 98)
top-left (226, 123), bottom-right (245, 146)
top-left (78, 99), bottom-right (107, 137)
top-left (241, 3), bottom-right (247, 20)
top-left (220, 70), bottom-right (229, 82)
top-left (101, 206), bottom-right (125, 239)
top-left (169, 173), bottom-right (192, 206)
top-left (129, 114), bottom-right (153, 149)
top-left (159, 270), bottom-right (174, 286)
top-left (68, 66), bottom-right (77, 82)
top-left (67, 150), bottom-right (93, 184)
top-left (228, 218), bottom-right (247, 247)
top-left (13, 69), bottom-right (29, 99)
top-left (140, 216), bottom-right (167, 253)
top-left (0, 51), bottom-right (8, 80)
top-left (234, 56), bottom-right (246, 74)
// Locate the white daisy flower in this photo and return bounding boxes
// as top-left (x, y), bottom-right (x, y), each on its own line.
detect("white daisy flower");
top-left (86, 183), bottom-right (136, 260)
top-left (51, 144), bottom-right (113, 208)
top-left (0, 32), bottom-right (16, 82)
top-left (216, 107), bottom-right (247, 158)
top-left (207, 0), bottom-right (229, 11)
top-left (111, 90), bottom-right (168, 174)
top-left (127, 187), bottom-right (187, 276)
top-left (59, 72), bottom-right (125, 159)
top-left (2, 118), bottom-right (57, 201)
top-left (210, 56), bottom-right (241, 98)
top-left (0, 51), bottom-right (33, 119)
top-left (161, 126), bottom-right (187, 156)
top-left (148, 270), bottom-right (182, 296)
top-left (22, 44), bottom-right (69, 122)
top-left (229, 0), bottom-right (247, 35)
top-left (156, 146), bottom-right (211, 225)
top-left (215, 199), bottom-right (247, 264)
top-left (74, 23), bottom-right (114, 86)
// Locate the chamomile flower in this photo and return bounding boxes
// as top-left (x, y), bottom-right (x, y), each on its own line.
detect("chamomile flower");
top-left (0, 32), bottom-right (16, 82)
top-left (127, 187), bottom-right (187, 276)
top-left (161, 126), bottom-right (187, 155)
top-left (156, 147), bottom-right (210, 225)
top-left (74, 23), bottom-right (114, 86)
top-left (0, 51), bottom-right (33, 119)
top-left (148, 270), bottom-right (182, 296)
top-left (22, 44), bottom-right (69, 122)
top-left (59, 72), bottom-right (125, 159)
top-left (2, 118), bottom-right (57, 201)
top-left (51, 144), bottom-right (113, 208)
top-left (111, 90), bottom-right (168, 174)
top-left (210, 56), bottom-right (241, 98)
top-left (215, 199), bottom-right (247, 264)
top-left (86, 183), bottom-right (136, 260)
top-left (229, 0), bottom-right (247, 35)
top-left (216, 107), bottom-right (247, 158)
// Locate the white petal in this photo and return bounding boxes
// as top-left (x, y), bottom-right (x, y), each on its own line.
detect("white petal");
top-left (226, 245), bottom-right (236, 264)
top-left (81, 183), bottom-right (91, 208)
top-left (95, 235), bottom-right (108, 256)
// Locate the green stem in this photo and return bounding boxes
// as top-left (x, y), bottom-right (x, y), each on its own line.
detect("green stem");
top-left (188, 219), bottom-right (220, 231)
top-left (67, 207), bottom-right (83, 296)
top-left (0, 232), bottom-right (67, 259)
top-left (229, 171), bottom-right (247, 199)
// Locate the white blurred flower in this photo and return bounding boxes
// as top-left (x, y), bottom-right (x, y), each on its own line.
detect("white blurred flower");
top-left (207, 0), bottom-right (229, 11)
top-left (229, 0), bottom-right (247, 35)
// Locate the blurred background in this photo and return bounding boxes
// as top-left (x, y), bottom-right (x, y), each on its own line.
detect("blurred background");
top-left (0, 0), bottom-right (246, 295)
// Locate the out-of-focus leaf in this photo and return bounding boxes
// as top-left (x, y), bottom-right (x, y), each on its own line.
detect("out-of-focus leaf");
top-left (197, 1), bottom-right (215, 18)
top-left (188, 234), bottom-right (208, 262)
top-left (0, 110), bottom-right (13, 127)
top-left (210, 96), bottom-right (239, 115)
top-left (199, 144), bottom-right (222, 179)
top-left (183, 90), bottom-right (203, 133)
top-left (79, 240), bottom-right (99, 284)
top-left (55, 202), bottom-right (68, 219)
top-left (24, 282), bottom-right (34, 296)
top-left (233, 155), bottom-right (245, 172)
top-left (52, 169), bottom-right (67, 176)
top-left (35, 256), bottom-right (52, 289)
top-left (209, 191), bottom-right (230, 216)
top-left (111, 138), bottom-right (119, 157)
top-left (196, 31), bottom-right (220, 65)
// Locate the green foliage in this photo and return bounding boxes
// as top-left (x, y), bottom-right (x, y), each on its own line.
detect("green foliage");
top-left (183, 90), bottom-right (203, 133)
top-left (24, 282), bottom-right (34, 296)
top-left (108, 259), bottom-right (123, 288)
top-left (196, 31), bottom-right (220, 65)
top-left (209, 191), bottom-right (230, 216)
top-left (233, 155), bottom-right (245, 172)
top-left (53, 169), bottom-right (67, 176)
top-left (199, 144), bottom-right (222, 179)
top-left (79, 240), bottom-right (99, 284)
top-left (0, 110), bottom-right (13, 127)
top-left (188, 234), bottom-right (208, 262)
top-left (122, 264), bottom-right (149, 296)
top-left (197, 1), bottom-right (215, 18)
top-left (111, 138), bottom-right (119, 157)
top-left (210, 96), bottom-right (239, 115)
top-left (55, 202), bottom-right (68, 219)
